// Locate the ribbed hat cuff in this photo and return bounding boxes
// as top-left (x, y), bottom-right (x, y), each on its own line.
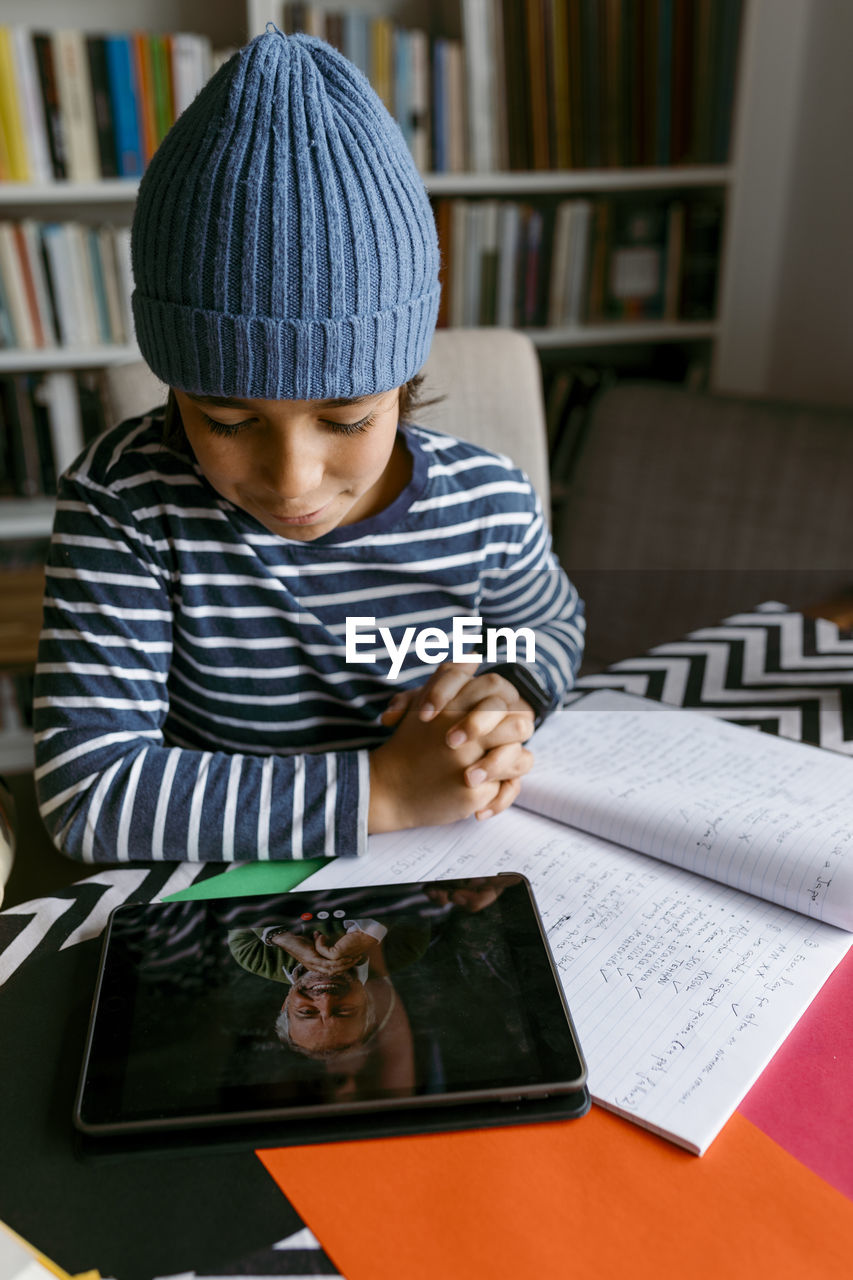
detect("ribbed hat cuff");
top-left (132, 288), bottom-right (441, 400)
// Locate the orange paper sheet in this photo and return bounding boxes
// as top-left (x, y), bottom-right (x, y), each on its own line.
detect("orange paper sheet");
top-left (259, 1109), bottom-right (853, 1280)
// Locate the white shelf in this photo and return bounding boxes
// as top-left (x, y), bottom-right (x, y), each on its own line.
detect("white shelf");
top-left (0, 179), bottom-right (140, 205)
top-left (0, 498), bottom-right (54, 539)
top-left (525, 321), bottom-right (719, 349)
top-left (425, 167), bottom-right (733, 196)
top-left (0, 168), bottom-right (732, 206)
top-left (0, 344), bottom-right (140, 371)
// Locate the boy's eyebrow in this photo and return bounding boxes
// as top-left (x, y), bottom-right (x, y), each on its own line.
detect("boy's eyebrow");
top-left (184, 392), bottom-right (373, 409)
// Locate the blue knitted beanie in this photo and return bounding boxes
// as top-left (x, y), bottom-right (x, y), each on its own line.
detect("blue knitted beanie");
top-left (131, 28), bottom-right (440, 399)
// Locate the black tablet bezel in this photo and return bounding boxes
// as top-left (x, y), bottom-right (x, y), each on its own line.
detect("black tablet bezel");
top-left (74, 876), bottom-right (588, 1139)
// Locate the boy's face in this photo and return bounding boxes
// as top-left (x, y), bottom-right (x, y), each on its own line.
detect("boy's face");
top-left (173, 387), bottom-right (406, 540)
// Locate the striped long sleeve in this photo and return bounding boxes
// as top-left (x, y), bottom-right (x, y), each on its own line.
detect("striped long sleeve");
top-left (33, 412), bottom-right (584, 864)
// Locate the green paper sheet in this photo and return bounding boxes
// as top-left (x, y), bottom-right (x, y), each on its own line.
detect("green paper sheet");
top-left (163, 859), bottom-right (331, 902)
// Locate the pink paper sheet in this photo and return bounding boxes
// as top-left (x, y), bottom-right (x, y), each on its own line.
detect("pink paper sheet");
top-left (739, 946), bottom-right (853, 1198)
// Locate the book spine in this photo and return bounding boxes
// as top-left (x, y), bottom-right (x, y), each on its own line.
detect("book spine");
top-left (449, 200), bottom-right (467, 327)
top-left (548, 200), bottom-right (573, 326)
top-left (550, 0), bottom-right (573, 170)
top-left (52, 30), bottom-right (101, 182)
top-left (526, 0), bottom-right (550, 170)
top-left (495, 201), bottom-right (520, 327)
top-left (39, 223), bottom-right (74, 346)
top-left (434, 198), bottom-right (451, 328)
top-left (490, 0), bottom-right (509, 172)
top-left (86, 35), bottom-right (119, 179)
top-left (655, 0), bottom-right (674, 166)
top-left (0, 258), bottom-right (16, 346)
top-left (63, 222), bottom-right (100, 345)
top-left (431, 39), bottom-right (447, 173)
top-left (663, 199), bottom-right (685, 320)
top-left (567, 0), bottom-right (584, 169)
top-left (20, 220), bottom-right (57, 346)
top-left (463, 202), bottom-right (482, 327)
top-left (501, 0), bottom-right (527, 171)
top-left (170, 33), bottom-right (207, 118)
top-left (621, 0), bottom-right (641, 168)
top-left (679, 197), bottom-right (723, 319)
top-left (579, 0), bottom-right (600, 169)
top-left (33, 32), bottom-right (68, 180)
top-left (408, 29), bottom-right (430, 174)
top-left (85, 226), bottom-right (111, 344)
top-left (393, 28), bottom-right (413, 156)
top-left (462, 0), bottom-right (496, 173)
top-left (565, 199), bottom-right (592, 326)
top-left (3, 374), bottom-right (44, 496)
top-left (712, 0), bottom-right (744, 163)
top-left (149, 34), bottom-right (174, 148)
top-left (36, 369), bottom-right (85, 475)
top-left (105, 34), bottom-right (144, 178)
top-left (585, 199), bottom-right (611, 322)
top-left (11, 28), bottom-right (53, 183)
top-left (132, 32), bottom-right (157, 167)
top-left (479, 200), bottom-right (499, 325)
top-left (97, 227), bottom-right (126, 344)
top-left (0, 28), bottom-right (31, 180)
top-left (446, 41), bottom-right (467, 173)
top-left (669, 0), bottom-right (694, 164)
top-left (11, 223), bottom-right (47, 346)
top-left (370, 17), bottom-right (394, 116)
top-left (0, 222), bottom-right (37, 348)
top-left (113, 226), bottom-right (135, 343)
top-left (601, 0), bottom-right (623, 168)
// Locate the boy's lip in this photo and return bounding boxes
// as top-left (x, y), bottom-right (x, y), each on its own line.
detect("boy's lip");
top-left (260, 501), bottom-right (331, 526)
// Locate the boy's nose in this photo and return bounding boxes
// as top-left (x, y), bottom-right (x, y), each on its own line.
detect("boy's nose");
top-left (261, 444), bottom-right (324, 499)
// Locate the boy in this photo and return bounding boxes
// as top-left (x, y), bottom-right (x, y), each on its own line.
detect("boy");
top-left (33, 30), bottom-right (584, 864)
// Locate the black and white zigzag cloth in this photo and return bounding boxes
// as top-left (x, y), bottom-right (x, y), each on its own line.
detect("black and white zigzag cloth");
top-left (153, 1227), bottom-right (345, 1279)
top-left (575, 603), bottom-right (853, 751)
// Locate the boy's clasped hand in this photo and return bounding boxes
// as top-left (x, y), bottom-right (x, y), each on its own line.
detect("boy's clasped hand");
top-left (369, 661), bottom-right (535, 832)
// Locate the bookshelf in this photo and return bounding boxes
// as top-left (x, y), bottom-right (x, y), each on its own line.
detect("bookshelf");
top-left (0, 0), bottom-right (812, 770)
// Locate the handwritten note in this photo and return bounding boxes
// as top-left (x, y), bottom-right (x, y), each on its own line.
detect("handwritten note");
top-left (301, 808), bottom-right (851, 1153)
top-left (523, 692), bottom-right (853, 930)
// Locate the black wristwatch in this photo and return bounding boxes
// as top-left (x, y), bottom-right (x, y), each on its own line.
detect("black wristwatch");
top-left (484, 662), bottom-right (553, 728)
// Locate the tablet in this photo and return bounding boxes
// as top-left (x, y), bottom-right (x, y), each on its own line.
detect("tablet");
top-left (74, 875), bottom-right (589, 1141)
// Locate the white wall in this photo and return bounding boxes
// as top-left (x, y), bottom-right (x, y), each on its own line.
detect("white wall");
top-left (714, 0), bottom-right (853, 407)
top-left (765, 0), bottom-right (853, 407)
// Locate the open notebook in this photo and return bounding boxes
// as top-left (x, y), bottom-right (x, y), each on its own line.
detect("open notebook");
top-left (301, 690), bottom-right (853, 1154)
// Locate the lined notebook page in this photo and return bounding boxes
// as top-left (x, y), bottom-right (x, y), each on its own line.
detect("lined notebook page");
top-left (302, 808), bottom-right (851, 1154)
top-left (521, 692), bottom-right (853, 930)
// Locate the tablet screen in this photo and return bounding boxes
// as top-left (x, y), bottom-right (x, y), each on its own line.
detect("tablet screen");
top-left (76, 876), bottom-right (587, 1135)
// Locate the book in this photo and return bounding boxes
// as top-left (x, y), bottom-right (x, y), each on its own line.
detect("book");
top-left (52, 30), bottom-right (100, 182)
top-left (132, 33), bottom-right (158, 166)
top-left (86, 35), bottom-right (119, 179)
top-left (0, 28), bottom-right (33, 182)
top-left (34, 369), bottom-right (85, 477)
top-left (461, 0), bottom-right (498, 173)
top-left (0, 222), bottom-right (36, 348)
top-left (299, 690), bottom-right (853, 1155)
top-left (19, 220), bottom-right (58, 347)
top-left (10, 28), bottom-right (53, 184)
top-left (105, 34), bottom-right (144, 177)
top-left (0, 374), bottom-right (43, 496)
top-left (679, 197), bottom-right (723, 319)
top-left (32, 33), bottom-right (68, 180)
top-left (605, 200), bottom-right (668, 320)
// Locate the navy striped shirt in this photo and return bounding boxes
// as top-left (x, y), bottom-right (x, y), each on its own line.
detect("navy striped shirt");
top-left (33, 410), bottom-right (584, 863)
